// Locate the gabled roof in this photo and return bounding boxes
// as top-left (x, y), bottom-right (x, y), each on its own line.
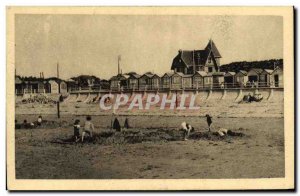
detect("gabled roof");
top-left (236, 70), bottom-right (248, 76)
top-left (225, 72), bottom-right (236, 76)
top-left (272, 66), bottom-right (283, 74)
top-left (181, 50), bottom-right (209, 67)
top-left (162, 72), bottom-right (174, 78)
top-left (173, 72), bottom-right (184, 77)
top-left (171, 39), bottom-right (221, 70)
top-left (152, 74), bottom-right (160, 79)
top-left (129, 73), bottom-right (141, 79)
top-left (262, 69), bottom-right (273, 74)
top-left (110, 74), bottom-right (127, 81)
top-left (205, 40), bottom-right (221, 58)
top-left (194, 71), bottom-right (207, 77)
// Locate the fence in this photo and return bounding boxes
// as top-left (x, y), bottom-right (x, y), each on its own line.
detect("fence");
top-left (18, 81), bottom-right (282, 95)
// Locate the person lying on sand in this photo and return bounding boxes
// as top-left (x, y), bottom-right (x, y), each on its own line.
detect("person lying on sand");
top-left (82, 116), bottom-right (94, 142)
top-left (181, 122), bottom-right (194, 141)
top-left (216, 128), bottom-right (228, 137)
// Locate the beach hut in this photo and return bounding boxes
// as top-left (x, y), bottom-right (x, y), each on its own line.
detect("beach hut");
top-left (138, 73), bottom-right (152, 91)
top-left (224, 72), bottom-right (236, 88)
top-left (193, 71), bottom-right (207, 89)
top-left (151, 74), bottom-right (161, 90)
top-left (171, 72), bottom-right (183, 89)
top-left (212, 72), bottom-right (225, 88)
top-left (66, 78), bottom-right (77, 92)
top-left (235, 70), bottom-right (248, 87)
top-left (247, 68), bottom-right (263, 82)
top-left (271, 66), bottom-right (284, 87)
top-left (48, 79), bottom-right (68, 94)
top-left (259, 69), bottom-right (273, 87)
top-left (161, 72), bottom-right (173, 89)
top-left (182, 75), bottom-right (193, 89)
top-left (15, 76), bottom-right (24, 94)
top-left (110, 74), bottom-right (129, 91)
top-left (22, 78), bottom-right (44, 94)
top-left (127, 73), bottom-right (140, 90)
top-left (203, 73), bottom-right (213, 88)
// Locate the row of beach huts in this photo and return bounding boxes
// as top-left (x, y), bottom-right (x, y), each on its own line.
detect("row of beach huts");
top-left (15, 66), bottom-right (283, 95)
top-left (109, 67), bottom-right (283, 91)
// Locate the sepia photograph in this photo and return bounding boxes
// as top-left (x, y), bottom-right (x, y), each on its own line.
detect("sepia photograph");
top-left (6, 6), bottom-right (294, 190)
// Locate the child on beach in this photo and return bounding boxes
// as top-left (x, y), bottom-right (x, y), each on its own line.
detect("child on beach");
top-left (73, 119), bottom-right (80, 142)
top-left (206, 114), bottom-right (213, 132)
top-left (82, 116), bottom-right (94, 142)
top-left (181, 121), bottom-right (194, 141)
top-left (37, 115), bottom-right (43, 126)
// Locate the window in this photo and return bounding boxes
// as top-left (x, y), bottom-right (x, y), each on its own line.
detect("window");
top-left (163, 78), bottom-right (169, 85)
top-left (208, 56), bottom-right (212, 63)
top-left (208, 67), bottom-right (213, 72)
top-left (173, 76), bottom-right (181, 83)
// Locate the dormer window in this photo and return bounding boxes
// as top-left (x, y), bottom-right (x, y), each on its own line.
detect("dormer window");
top-left (208, 56), bottom-right (212, 63)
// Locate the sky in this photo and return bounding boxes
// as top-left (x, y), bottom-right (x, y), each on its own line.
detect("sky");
top-left (15, 14), bottom-right (283, 80)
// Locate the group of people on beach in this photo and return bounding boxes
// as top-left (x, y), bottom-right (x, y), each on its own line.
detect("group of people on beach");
top-left (15, 115), bottom-right (43, 129)
top-left (16, 113), bottom-right (223, 142)
top-left (180, 114), bottom-right (212, 140)
top-left (73, 116), bottom-right (95, 142)
top-left (73, 115), bottom-right (130, 142)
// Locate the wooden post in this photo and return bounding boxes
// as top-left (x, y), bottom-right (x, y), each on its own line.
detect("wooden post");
top-left (57, 62), bottom-right (61, 118)
top-left (57, 102), bottom-right (60, 118)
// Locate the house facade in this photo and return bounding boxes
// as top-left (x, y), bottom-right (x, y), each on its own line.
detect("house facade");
top-left (171, 39), bottom-right (222, 75)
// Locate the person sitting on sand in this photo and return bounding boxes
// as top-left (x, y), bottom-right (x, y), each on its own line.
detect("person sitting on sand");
top-left (181, 121), bottom-right (194, 141)
top-left (37, 115), bottom-right (43, 126)
top-left (82, 116), bottom-right (94, 142)
top-left (23, 120), bottom-right (30, 129)
top-left (15, 120), bottom-right (21, 129)
top-left (73, 119), bottom-right (81, 142)
top-left (206, 114), bottom-right (213, 132)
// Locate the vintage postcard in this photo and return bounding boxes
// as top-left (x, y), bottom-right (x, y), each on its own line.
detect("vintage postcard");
top-left (6, 6), bottom-right (294, 190)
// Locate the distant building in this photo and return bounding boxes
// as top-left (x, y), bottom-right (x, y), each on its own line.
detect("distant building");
top-left (47, 78), bottom-right (68, 94)
top-left (71, 75), bottom-right (101, 89)
top-left (171, 39), bottom-right (222, 75)
top-left (138, 73), bottom-right (158, 91)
